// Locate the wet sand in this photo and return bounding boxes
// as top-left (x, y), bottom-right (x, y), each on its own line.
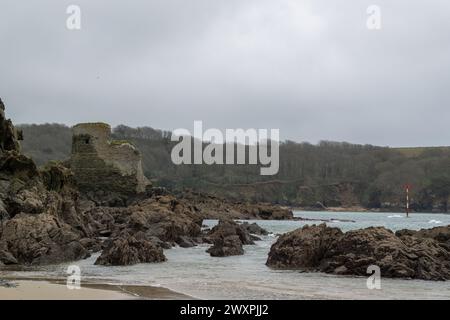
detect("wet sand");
top-left (0, 278), bottom-right (193, 300)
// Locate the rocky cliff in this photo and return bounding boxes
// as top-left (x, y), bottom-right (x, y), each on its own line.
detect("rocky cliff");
top-left (0, 99), bottom-right (91, 265)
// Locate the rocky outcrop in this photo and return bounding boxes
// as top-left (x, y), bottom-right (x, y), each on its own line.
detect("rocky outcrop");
top-left (0, 241), bottom-right (18, 265)
top-left (94, 232), bottom-right (166, 266)
top-left (0, 151), bottom-right (38, 181)
top-left (0, 99), bottom-right (42, 222)
top-left (266, 224), bottom-right (343, 269)
top-left (396, 226), bottom-right (450, 247)
top-left (267, 224), bottom-right (450, 281)
top-left (205, 220), bottom-right (255, 257)
top-left (0, 100), bottom-right (94, 266)
top-left (0, 213), bottom-right (90, 265)
top-left (320, 227), bottom-right (450, 280)
top-left (240, 222), bottom-right (269, 236)
top-left (84, 193), bottom-right (203, 249)
top-left (207, 234), bottom-right (244, 257)
top-left (176, 190), bottom-right (294, 220)
top-left (41, 162), bottom-right (74, 192)
top-left (0, 98), bottom-right (21, 153)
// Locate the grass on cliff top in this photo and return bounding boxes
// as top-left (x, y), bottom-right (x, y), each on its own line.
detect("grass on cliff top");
top-left (393, 146), bottom-right (450, 157)
top-left (72, 122), bottom-right (111, 129)
top-left (110, 139), bottom-right (136, 147)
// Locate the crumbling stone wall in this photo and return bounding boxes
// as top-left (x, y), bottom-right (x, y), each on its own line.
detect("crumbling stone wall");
top-left (70, 123), bottom-right (150, 197)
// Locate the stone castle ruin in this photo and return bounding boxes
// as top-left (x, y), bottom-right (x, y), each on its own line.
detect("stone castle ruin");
top-left (70, 123), bottom-right (150, 197)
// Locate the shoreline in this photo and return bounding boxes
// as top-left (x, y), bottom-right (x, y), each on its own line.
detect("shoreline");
top-left (292, 207), bottom-right (449, 215)
top-left (0, 277), bottom-right (194, 300)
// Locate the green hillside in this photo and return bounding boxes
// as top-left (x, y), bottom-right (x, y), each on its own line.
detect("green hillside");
top-left (17, 124), bottom-right (450, 212)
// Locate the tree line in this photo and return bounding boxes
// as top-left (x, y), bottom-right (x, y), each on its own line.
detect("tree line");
top-left (18, 123), bottom-right (450, 212)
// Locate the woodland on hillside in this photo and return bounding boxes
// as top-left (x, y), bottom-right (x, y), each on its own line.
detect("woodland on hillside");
top-left (18, 124), bottom-right (450, 212)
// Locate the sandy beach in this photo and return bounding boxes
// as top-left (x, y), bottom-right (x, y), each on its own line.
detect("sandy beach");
top-left (0, 279), bottom-right (193, 300)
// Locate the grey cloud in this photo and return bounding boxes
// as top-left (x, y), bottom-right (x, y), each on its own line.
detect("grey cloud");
top-left (1, 0), bottom-right (449, 146)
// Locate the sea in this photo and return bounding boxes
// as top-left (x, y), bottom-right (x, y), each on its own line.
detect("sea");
top-left (2, 211), bottom-right (450, 300)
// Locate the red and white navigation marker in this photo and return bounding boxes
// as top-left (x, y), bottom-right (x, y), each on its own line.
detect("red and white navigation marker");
top-left (403, 184), bottom-right (411, 218)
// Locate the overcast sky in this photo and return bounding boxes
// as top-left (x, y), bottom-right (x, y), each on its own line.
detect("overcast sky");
top-left (1, 0), bottom-right (449, 147)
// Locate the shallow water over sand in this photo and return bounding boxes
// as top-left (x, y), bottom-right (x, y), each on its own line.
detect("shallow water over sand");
top-left (3, 211), bottom-right (450, 300)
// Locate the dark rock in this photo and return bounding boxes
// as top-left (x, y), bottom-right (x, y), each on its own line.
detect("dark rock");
top-left (396, 226), bottom-right (450, 247)
top-left (176, 236), bottom-right (196, 248)
top-left (0, 243), bottom-right (18, 265)
top-left (99, 230), bottom-right (112, 237)
top-left (255, 204), bottom-right (293, 220)
top-left (0, 213), bottom-right (90, 265)
top-left (267, 224), bottom-right (343, 269)
top-left (4, 187), bottom-right (45, 217)
top-left (207, 235), bottom-right (244, 257)
top-left (0, 151), bottom-right (38, 180)
top-left (267, 224), bottom-right (450, 281)
top-left (205, 219), bottom-right (255, 257)
top-left (41, 162), bottom-right (74, 192)
top-left (90, 195), bottom-right (203, 245)
top-left (0, 199), bottom-right (8, 218)
top-left (207, 219), bottom-right (254, 246)
top-left (202, 236), bottom-right (213, 244)
top-left (241, 222), bottom-right (269, 235)
top-left (79, 238), bottom-right (102, 253)
top-left (0, 98), bottom-right (21, 153)
top-left (175, 190), bottom-right (294, 220)
top-left (138, 234), bottom-right (172, 250)
top-left (95, 233), bottom-right (166, 266)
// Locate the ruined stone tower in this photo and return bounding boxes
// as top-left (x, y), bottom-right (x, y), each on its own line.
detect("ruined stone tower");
top-left (70, 123), bottom-right (150, 196)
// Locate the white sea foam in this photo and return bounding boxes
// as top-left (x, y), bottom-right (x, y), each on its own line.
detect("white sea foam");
top-left (388, 214), bottom-right (403, 218)
top-left (428, 219), bottom-right (442, 224)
